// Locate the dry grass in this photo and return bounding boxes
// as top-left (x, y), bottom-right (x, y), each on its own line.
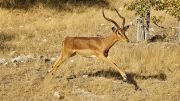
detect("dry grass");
top-left (0, 1), bottom-right (180, 101)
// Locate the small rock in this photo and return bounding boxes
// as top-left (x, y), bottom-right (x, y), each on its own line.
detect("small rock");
top-left (66, 75), bottom-right (76, 79)
top-left (83, 75), bottom-right (88, 78)
top-left (39, 55), bottom-right (44, 60)
top-left (54, 92), bottom-right (60, 98)
top-left (100, 23), bottom-right (105, 26)
top-left (54, 91), bottom-right (64, 99)
top-left (9, 51), bottom-right (17, 57)
top-left (0, 58), bottom-right (6, 64)
top-left (118, 7), bottom-right (123, 11)
top-left (129, 21), bottom-right (133, 25)
top-left (70, 59), bottom-right (74, 63)
top-left (50, 57), bottom-right (57, 62)
top-left (44, 58), bottom-right (51, 62)
top-left (39, 55), bottom-right (50, 62)
top-left (174, 64), bottom-right (180, 68)
top-left (11, 59), bottom-right (18, 63)
top-left (11, 55), bottom-right (34, 63)
top-left (149, 28), bottom-right (155, 32)
top-left (4, 62), bottom-right (8, 66)
top-left (42, 39), bottom-right (48, 43)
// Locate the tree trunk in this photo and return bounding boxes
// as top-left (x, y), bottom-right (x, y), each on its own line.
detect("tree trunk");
top-left (137, 16), bottom-right (141, 42)
top-left (137, 16), bottom-right (145, 42)
top-left (136, 0), bottom-right (146, 42)
top-left (145, 0), bottom-right (150, 41)
top-left (141, 17), bottom-right (145, 41)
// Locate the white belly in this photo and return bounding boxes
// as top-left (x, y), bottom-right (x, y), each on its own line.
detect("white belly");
top-left (73, 49), bottom-right (97, 58)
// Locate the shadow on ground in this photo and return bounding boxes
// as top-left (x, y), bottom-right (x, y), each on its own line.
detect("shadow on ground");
top-left (87, 69), bottom-right (167, 90)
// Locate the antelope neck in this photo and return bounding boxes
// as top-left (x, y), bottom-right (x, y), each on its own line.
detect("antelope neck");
top-left (104, 33), bottom-right (118, 50)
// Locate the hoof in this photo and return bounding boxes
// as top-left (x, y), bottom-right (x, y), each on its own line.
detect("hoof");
top-left (122, 74), bottom-right (127, 81)
top-left (47, 69), bottom-right (53, 73)
top-left (47, 70), bottom-right (54, 76)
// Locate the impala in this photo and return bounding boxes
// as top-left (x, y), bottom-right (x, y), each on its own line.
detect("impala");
top-left (48, 8), bottom-right (130, 81)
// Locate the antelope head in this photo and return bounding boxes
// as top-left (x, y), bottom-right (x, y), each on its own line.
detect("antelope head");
top-left (102, 8), bottom-right (130, 42)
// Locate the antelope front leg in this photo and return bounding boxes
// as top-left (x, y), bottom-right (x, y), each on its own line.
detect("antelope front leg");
top-left (98, 55), bottom-right (127, 81)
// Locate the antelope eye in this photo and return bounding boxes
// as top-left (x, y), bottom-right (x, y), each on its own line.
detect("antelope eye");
top-left (117, 31), bottom-right (122, 35)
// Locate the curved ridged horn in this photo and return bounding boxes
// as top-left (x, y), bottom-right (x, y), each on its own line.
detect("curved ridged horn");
top-left (102, 9), bottom-right (120, 29)
top-left (114, 8), bottom-right (125, 27)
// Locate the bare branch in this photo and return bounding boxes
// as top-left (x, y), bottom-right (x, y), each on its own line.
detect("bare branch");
top-left (153, 22), bottom-right (167, 29)
top-left (153, 22), bottom-right (178, 29)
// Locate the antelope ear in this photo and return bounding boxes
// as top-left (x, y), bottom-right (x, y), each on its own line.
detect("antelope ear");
top-left (124, 25), bottom-right (129, 31)
top-left (112, 27), bottom-right (116, 32)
